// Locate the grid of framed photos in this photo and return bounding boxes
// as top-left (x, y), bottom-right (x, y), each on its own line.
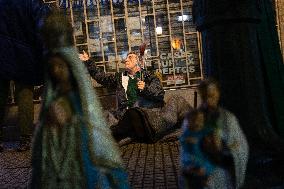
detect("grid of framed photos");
top-left (49, 0), bottom-right (203, 88)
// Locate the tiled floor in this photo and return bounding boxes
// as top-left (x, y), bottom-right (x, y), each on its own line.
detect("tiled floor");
top-left (0, 141), bottom-right (182, 189)
top-left (0, 150), bottom-right (31, 189)
top-left (1, 141), bottom-right (284, 189)
top-left (121, 142), bottom-right (181, 189)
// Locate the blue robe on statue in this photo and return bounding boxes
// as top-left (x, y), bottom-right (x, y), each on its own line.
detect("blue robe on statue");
top-left (31, 47), bottom-right (129, 189)
top-left (180, 127), bottom-right (215, 177)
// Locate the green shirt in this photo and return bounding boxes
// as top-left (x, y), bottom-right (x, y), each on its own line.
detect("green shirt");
top-left (126, 72), bottom-right (141, 107)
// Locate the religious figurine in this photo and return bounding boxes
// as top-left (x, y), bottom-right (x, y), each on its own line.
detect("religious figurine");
top-left (31, 11), bottom-right (129, 189)
top-left (180, 109), bottom-right (218, 189)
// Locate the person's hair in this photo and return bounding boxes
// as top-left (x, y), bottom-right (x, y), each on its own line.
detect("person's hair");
top-left (197, 78), bottom-right (220, 100)
top-left (127, 51), bottom-right (139, 61)
top-left (124, 51), bottom-right (140, 68)
top-left (41, 10), bottom-right (74, 49)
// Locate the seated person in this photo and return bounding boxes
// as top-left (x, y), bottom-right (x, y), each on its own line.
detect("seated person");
top-left (180, 109), bottom-right (218, 189)
top-left (80, 51), bottom-right (191, 143)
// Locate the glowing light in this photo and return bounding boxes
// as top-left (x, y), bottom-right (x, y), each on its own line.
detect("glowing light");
top-left (171, 38), bottom-right (182, 50)
top-left (156, 27), bottom-right (162, 35)
top-left (178, 15), bottom-right (190, 22)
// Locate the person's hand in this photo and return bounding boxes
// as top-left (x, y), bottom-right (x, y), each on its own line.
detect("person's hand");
top-left (185, 137), bottom-right (198, 144)
top-left (137, 80), bottom-right (145, 90)
top-left (196, 167), bottom-right (206, 176)
top-left (46, 97), bottom-right (72, 128)
top-left (203, 134), bottom-right (223, 154)
top-left (228, 141), bottom-right (239, 149)
top-left (183, 167), bottom-right (206, 176)
top-left (79, 50), bottom-right (90, 61)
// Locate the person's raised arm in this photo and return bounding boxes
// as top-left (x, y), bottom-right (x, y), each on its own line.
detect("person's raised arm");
top-left (79, 51), bottom-right (118, 89)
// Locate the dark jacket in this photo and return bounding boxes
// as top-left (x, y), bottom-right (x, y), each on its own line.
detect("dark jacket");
top-left (0, 0), bottom-right (50, 85)
top-left (192, 0), bottom-right (261, 30)
top-left (86, 61), bottom-right (165, 119)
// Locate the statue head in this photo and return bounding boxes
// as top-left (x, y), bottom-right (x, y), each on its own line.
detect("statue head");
top-left (41, 10), bottom-right (74, 50)
top-left (198, 78), bottom-right (221, 109)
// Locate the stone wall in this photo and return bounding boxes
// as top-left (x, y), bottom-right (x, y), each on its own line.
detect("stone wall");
top-left (3, 88), bottom-right (199, 125)
top-left (2, 88), bottom-right (200, 140)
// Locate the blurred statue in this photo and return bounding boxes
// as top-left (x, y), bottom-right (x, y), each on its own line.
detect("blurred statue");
top-left (31, 11), bottom-right (129, 189)
top-left (181, 79), bottom-right (249, 189)
top-left (180, 109), bottom-right (218, 189)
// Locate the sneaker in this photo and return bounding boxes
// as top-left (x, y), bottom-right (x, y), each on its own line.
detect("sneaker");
top-left (16, 141), bottom-right (30, 152)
